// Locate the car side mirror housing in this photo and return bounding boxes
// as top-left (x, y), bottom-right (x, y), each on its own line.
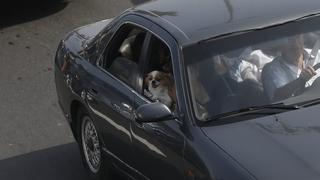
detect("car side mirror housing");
top-left (135, 102), bottom-right (175, 123)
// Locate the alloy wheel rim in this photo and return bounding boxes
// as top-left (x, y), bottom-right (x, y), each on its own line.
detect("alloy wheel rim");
top-left (81, 116), bottom-right (101, 173)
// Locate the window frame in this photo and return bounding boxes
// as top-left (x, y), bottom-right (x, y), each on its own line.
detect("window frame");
top-left (96, 15), bottom-right (152, 92)
top-left (136, 24), bottom-right (185, 123)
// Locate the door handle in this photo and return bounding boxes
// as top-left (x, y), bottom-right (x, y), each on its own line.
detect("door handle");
top-left (111, 103), bottom-right (121, 111)
top-left (121, 102), bottom-right (132, 111)
top-left (111, 102), bottom-right (132, 111)
top-left (65, 74), bottom-right (72, 88)
top-left (86, 89), bottom-right (98, 101)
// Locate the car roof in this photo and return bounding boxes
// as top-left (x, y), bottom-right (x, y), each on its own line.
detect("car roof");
top-left (131, 0), bottom-right (320, 47)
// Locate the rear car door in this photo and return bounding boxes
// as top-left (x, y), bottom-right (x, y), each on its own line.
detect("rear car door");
top-left (83, 20), bottom-right (149, 175)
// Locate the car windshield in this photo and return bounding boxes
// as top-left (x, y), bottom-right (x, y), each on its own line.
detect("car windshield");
top-left (184, 16), bottom-right (320, 121)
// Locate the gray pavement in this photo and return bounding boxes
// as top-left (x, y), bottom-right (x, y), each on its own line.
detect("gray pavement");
top-left (0, 143), bottom-right (89, 180)
top-left (0, 0), bottom-right (146, 179)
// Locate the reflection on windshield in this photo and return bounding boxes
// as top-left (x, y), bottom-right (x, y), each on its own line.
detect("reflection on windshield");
top-left (187, 32), bottom-right (320, 120)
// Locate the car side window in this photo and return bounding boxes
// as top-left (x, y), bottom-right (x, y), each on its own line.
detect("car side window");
top-left (143, 36), bottom-right (177, 111)
top-left (103, 24), bottom-right (146, 88)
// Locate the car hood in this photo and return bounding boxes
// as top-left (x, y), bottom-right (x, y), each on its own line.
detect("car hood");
top-left (201, 104), bottom-right (320, 180)
top-left (74, 18), bottom-right (113, 40)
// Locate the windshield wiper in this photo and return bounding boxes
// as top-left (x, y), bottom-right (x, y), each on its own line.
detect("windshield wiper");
top-left (298, 97), bottom-right (320, 107)
top-left (205, 103), bottom-right (300, 122)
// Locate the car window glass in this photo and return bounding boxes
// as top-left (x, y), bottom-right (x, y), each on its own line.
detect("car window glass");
top-left (185, 30), bottom-right (320, 121)
top-left (143, 36), bottom-right (177, 111)
top-left (104, 24), bottom-right (146, 88)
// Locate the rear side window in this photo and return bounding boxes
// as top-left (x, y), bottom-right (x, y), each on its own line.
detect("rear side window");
top-left (103, 24), bottom-right (146, 88)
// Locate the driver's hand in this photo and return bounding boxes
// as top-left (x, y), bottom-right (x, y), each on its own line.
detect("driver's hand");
top-left (299, 66), bottom-right (317, 82)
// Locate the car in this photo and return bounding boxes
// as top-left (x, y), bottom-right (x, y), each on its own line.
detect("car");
top-left (55, 0), bottom-right (320, 179)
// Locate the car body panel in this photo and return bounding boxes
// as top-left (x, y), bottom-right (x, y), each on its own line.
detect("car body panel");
top-left (202, 104), bottom-right (320, 180)
top-left (54, 18), bottom-right (115, 120)
top-left (55, 32), bottom-right (85, 123)
top-left (78, 60), bottom-right (136, 168)
top-left (183, 127), bottom-right (256, 180)
top-left (133, 0), bottom-right (320, 46)
top-left (74, 19), bottom-right (113, 40)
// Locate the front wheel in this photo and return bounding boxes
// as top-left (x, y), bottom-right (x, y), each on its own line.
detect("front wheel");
top-left (76, 107), bottom-right (109, 180)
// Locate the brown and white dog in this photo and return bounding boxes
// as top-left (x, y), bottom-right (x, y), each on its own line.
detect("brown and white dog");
top-left (144, 70), bottom-right (176, 110)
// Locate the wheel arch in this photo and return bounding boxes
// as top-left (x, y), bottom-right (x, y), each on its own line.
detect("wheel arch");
top-left (70, 100), bottom-right (86, 141)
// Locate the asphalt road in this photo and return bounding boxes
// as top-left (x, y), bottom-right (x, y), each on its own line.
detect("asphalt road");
top-left (0, 0), bottom-right (146, 179)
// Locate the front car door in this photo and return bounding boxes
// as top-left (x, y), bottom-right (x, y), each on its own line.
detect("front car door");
top-left (130, 23), bottom-right (187, 180)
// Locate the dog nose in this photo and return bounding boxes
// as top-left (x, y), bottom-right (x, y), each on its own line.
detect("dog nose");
top-left (152, 80), bottom-right (157, 86)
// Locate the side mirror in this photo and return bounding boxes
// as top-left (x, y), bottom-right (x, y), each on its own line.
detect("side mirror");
top-left (135, 102), bottom-right (175, 123)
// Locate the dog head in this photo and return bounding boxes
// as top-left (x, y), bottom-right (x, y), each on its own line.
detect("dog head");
top-left (144, 70), bottom-right (176, 110)
top-left (144, 70), bottom-right (172, 92)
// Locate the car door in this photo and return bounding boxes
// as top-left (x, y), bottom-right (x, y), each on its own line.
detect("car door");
top-left (130, 25), bottom-right (187, 180)
top-left (82, 18), bottom-right (149, 175)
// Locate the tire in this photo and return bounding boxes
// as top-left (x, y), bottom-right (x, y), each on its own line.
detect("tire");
top-left (76, 107), bottom-right (110, 180)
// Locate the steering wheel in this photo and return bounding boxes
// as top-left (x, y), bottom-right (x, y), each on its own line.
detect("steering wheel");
top-left (298, 38), bottom-right (320, 93)
top-left (313, 63), bottom-right (320, 71)
top-left (301, 63), bottom-right (320, 93)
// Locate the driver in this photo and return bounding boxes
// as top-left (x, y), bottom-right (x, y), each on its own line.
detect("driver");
top-left (262, 35), bottom-right (318, 101)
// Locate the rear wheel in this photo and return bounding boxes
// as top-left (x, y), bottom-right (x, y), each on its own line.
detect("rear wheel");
top-left (76, 107), bottom-right (110, 180)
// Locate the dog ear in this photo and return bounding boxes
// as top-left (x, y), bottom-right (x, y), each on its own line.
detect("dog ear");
top-left (164, 73), bottom-right (174, 82)
top-left (144, 74), bottom-right (150, 86)
top-left (162, 62), bottom-right (172, 73)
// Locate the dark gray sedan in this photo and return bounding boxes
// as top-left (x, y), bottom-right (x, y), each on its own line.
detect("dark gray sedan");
top-left (55, 0), bottom-right (320, 179)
